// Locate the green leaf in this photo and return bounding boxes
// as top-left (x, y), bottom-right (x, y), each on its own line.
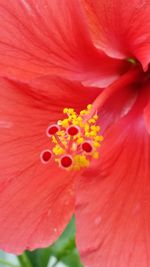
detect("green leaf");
top-left (23, 217), bottom-right (83, 267)
top-left (17, 252), bottom-right (32, 267)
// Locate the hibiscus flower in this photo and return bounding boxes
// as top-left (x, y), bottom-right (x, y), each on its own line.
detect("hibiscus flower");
top-left (0, 1), bottom-right (150, 267)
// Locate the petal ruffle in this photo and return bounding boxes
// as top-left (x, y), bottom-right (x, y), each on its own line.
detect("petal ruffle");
top-left (93, 68), bottom-right (139, 132)
top-left (0, 0), bottom-right (124, 87)
top-left (0, 76), bottom-right (99, 253)
top-left (81, 0), bottom-right (150, 69)
top-left (76, 97), bottom-right (150, 267)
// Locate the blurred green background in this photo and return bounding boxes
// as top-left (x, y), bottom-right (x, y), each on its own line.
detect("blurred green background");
top-left (0, 218), bottom-right (83, 267)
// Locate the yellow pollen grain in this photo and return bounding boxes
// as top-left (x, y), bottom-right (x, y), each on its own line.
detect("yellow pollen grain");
top-left (87, 104), bottom-right (92, 110)
top-left (93, 152), bottom-right (99, 159)
top-left (73, 155), bottom-right (89, 170)
top-left (63, 108), bottom-right (68, 114)
top-left (96, 135), bottom-right (104, 141)
top-left (71, 114), bottom-right (77, 119)
top-left (61, 119), bottom-right (69, 128)
top-left (53, 145), bottom-right (64, 156)
top-left (68, 108), bottom-right (74, 113)
top-left (80, 110), bottom-right (87, 115)
top-left (93, 114), bottom-right (98, 120)
top-left (77, 137), bottom-right (84, 144)
top-left (91, 125), bottom-right (100, 132)
top-left (52, 136), bottom-right (57, 144)
top-left (88, 118), bottom-right (96, 124)
top-left (77, 116), bottom-right (82, 122)
top-left (57, 130), bottom-right (65, 136)
top-left (89, 131), bottom-right (97, 137)
top-left (84, 124), bottom-right (90, 132)
top-left (93, 141), bottom-right (101, 148)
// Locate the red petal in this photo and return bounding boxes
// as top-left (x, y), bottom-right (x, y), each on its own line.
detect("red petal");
top-left (0, 76), bottom-right (99, 253)
top-left (93, 68), bottom-right (139, 132)
top-left (76, 99), bottom-right (150, 267)
top-left (144, 101), bottom-right (150, 134)
top-left (81, 0), bottom-right (150, 69)
top-left (0, 0), bottom-right (124, 87)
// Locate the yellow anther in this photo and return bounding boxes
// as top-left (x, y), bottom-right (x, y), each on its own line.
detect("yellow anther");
top-left (74, 155), bottom-right (89, 170)
top-left (63, 108), bottom-right (68, 114)
top-left (89, 131), bottom-right (97, 137)
top-left (95, 135), bottom-right (104, 141)
top-left (71, 114), bottom-right (77, 119)
top-left (88, 118), bottom-right (96, 124)
top-left (57, 130), bottom-right (65, 136)
top-left (91, 125), bottom-right (100, 132)
top-left (93, 142), bottom-right (101, 148)
top-left (52, 136), bottom-right (57, 144)
top-left (84, 124), bottom-right (90, 132)
top-left (61, 119), bottom-right (69, 128)
top-left (87, 104), bottom-right (92, 110)
top-left (53, 145), bottom-right (64, 156)
top-left (93, 114), bottom-right (98, 120)
top-left (72, 119), bottom-right (79, 126)
top-left (85, 132), bottom-right (90, 137)
top-left (77, 116), bottom-right (82, 122)
top-left (68, 108), bottom-right (75, 115)
top-left (93, 152), bottom-right (99, 159)
top-left (80, 110), bottom-right (87, 116)
top-left (77, 137), bottom-right (84, 144)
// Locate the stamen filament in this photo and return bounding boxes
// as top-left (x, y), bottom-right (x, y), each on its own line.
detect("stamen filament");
top-left (54, 134), bottom-right (66, 150)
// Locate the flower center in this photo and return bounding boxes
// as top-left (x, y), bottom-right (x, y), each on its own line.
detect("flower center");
top-left (127, 57), bottom-right (150, 84)
top-left (41, 104), bottom-right (103, 170)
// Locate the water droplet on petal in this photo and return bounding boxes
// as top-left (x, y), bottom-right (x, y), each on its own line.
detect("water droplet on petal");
top-left (95, 216), bottom-right (102, 225)
top-left (132, 203), bottom-right (141, 215)
top-left (137, 0), bottom-right (145, 8)
top-left (0, 120), bottom-right (13, 128)
top-left (47, 209), bottom-right (52, 216)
